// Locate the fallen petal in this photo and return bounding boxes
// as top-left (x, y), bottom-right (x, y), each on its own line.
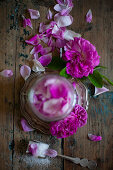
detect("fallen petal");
top-left (28, 9), bottom-right (40, 19)
top-left (94, 86), bottom-right (109, 96)
top-left (20, 65), bottom-right (31, 80)
top-left (22, 15), bottom-right (33, 29)
top-left (0, 69), bottom-right (13, 77)
top-left (27, 141), bottom-right (49, 157)
top-left (54, 13), bottom-right (73, 27)
top-left (63, 29), bottom-right (81, 41)
top-left (25, 34), bottom-right (39, 46)
top-left (38, 53), bottom-right (52, 66)
top-left (47, 8), bottom-right (53, 20)
top-left (86, 9), bottom-right (92, 23)
top-left (45, 149), bottom-right (57, 158)
top-left (55, 39), bottom-right (66, 48)
top-left (21, 118), bottom-right (34, 132)
top-left (88, 134), bottom-right (102, 141)
top-left (30, 44), bottom-right (43, 55)
top-left (32, 59), bottom-right (45, 72)
top-left (40, 47), bottom-right (52, 55)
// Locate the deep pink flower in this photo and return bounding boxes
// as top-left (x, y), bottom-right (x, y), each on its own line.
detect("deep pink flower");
top-left (50, 112), bottom-right (78, 138)
top-left (72, 104), bottom-right (88, 128)
top-left (64, 37), bottom-right (100, 78)
top-left (50, 104), bottom-right (87, 138)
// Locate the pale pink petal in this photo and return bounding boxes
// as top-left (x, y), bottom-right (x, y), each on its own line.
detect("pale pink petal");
top-left (88, 134), bottom-right (102, 141)
top-left (22, 15), bottom-right (33, 29)
top-left (21, 118), bottom-right (34, 132)
top-left (56, 39), bottom-right (66, 48)
top-left (32, 59), bottom-right (45, 72)
top-left (86, 9), bottom-right (92, 23)
top-left (56, 0), bottom-right (63, 5)
top-left (48, 37), bottom-right (56, 50)
top-left (38, 53), bottom-right (52, 66)
top-left (40, 47), bottom-right (52, 55)
top-left (28, 9), bottom-right (40, 19)
top-left (30, 44), bottom-right (43, 55)
top-left (32, 53), bottom-right (39, 60)
top-left (45, 149), bottom-right (57, 158)
top-left (20, 65), bottom-right (31, 80)
top-left (60, 7), bottom-right (73, 16)
top-left (94, 86), bottom-right (109, 96)
top-left (63, 30), bottom-right (81, 41)
top-left (47, 8), bottom-right (53, 20)
top-left (0, 69), bottom-right (13, 77)
top-left (54, 4), bottom-right (65, 12)
top-left (25, 35), bottom-right (39, 46)
top-left (54, 13), bottom-right (73, 27)
top-left (39, 34), bottom-right (49, 43)
top-left (26, 141), bottom-right (49, 157)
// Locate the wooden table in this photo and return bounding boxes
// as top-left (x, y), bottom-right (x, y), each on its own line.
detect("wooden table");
top-left (0, 0), bottom-right (113, 169)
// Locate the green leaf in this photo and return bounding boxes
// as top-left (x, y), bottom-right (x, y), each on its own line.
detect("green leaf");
top-left (48, 56), bottom-right (66, 70)
top-left (60, 67), bottom-right (71, 78)
top-left (94, 65), bottom-right (107, 71)
top-left (88, 70), bottom-right (103, 88)
top-left (101, 75), bottom-right (113, 86)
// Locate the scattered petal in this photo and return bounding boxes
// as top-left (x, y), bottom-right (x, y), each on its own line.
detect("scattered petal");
top-left (40, 47), bottom-right (52, 55)
top-left (32, 59), bottom-right (45, 72)
top-left (28, 9), bottom-right (40, 19)
top-left (38, 53), bottom-right (52, 66)
top-left (0, 69), bottom-right (13, 77)
top-left (88, 134), bottom-right (102, 141)
top-left (54, 13), bottom-right (73, 27)
top-left (26, 141), bottom-right (49, 157)
top-left (55, 39), bottom-right (66, 48)
top-left (21, 118), bottom-right (34, 132)
top-left (94, 86), bottom-right (109, 96)
top-left (45, 149), bottom-right (57, 158)
top-left (22, 15), bottom-right (33, 29)
top-left (63, 30), bottom-right (81, 41)
top-left (30, 44), bottom-right (43, 55)
top-left (86, 9), bottom-right (92, 23)
top-left (20, 65), bottom-right (31, 80)
top-left (47, 9), bottom-right (53, 20)
top-left (25, 35), bottom-right (39, 46)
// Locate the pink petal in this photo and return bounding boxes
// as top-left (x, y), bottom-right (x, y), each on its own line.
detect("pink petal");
top-left (45, 149), bottom-right (57, 158)
top-left (32, 59), bottom-right (45, 72)
top-left (94, 86), bottom-right (109, 96)
top-left (86, 9), bottom-right (92, 23)
top-left (40, 47), bottom-right (52, 55)
top-left (28, 9), bottom-right (40, 19)
top-left (20, 65), bottom-right (31, 80)
top-left (0, 69), bottom-right (13, 77)
top-left (25, 35), bottom-right (39, 46)
top-left (54, 13), bottom-right (73, 27)
top-left (22, 15), bottom-right (33, 29)
top-left (88, 134), bottom-right (102, 141)
top-left (63, 30), bottom-right (81, 41)
top-left (38, 53), bottom-right (52, 66)
top-left (47, 8), bottom-right (53, 20)
top-left (55, 39), bottom-right (66, 48)
top-left (30, 44), bottom-right (43, 55)
top-left (21, 118), bottom-right (34, 132)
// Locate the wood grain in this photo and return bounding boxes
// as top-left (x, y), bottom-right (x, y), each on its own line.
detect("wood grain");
top-left (0, 0), bottom-right (113, 170)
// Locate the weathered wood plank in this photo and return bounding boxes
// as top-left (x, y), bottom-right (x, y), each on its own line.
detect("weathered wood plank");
top-left (64, 0), bottom-right (113, 170)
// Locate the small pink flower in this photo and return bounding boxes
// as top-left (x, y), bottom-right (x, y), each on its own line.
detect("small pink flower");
top-left (21, 118), bottom-right (34, 132)
top-left (88, 134), bottom-right (102, 141)
top-left (86, 9), bottom-right (92, 23)
top-left (28, 9), bottom-right (40, 19)
top-left (22, 15), bottom-right (33, 29)
top-left (0, 69), bottom-right (13, 77)
top-left (64, 37), bottom-right (100, 78)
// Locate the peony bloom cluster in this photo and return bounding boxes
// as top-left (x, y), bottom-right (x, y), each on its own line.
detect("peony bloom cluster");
top-left (64, 37), bottom-right (100, 78)
top-left (50, 104), bottom-right (87, 138)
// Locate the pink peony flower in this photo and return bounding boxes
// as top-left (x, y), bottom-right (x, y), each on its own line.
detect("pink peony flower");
top-left (64, 37), bottom-right (100, 78)
top-left (72, 104), bottom-right (88, 128)
top-left (50, 112), bottom-right (78, 138)
top-left (50, 104), bottom-right (88, 138)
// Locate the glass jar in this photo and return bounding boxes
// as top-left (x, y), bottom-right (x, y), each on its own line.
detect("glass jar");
top-left (20, 71), bottom-right (88, 133)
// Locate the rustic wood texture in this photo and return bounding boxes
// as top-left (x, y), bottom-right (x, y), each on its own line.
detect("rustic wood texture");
top-left (0, 0), bottom-right (113, 170)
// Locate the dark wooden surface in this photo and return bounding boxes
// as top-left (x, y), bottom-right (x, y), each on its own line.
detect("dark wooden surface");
top-left (0, 0), bottom-right (113, 169)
